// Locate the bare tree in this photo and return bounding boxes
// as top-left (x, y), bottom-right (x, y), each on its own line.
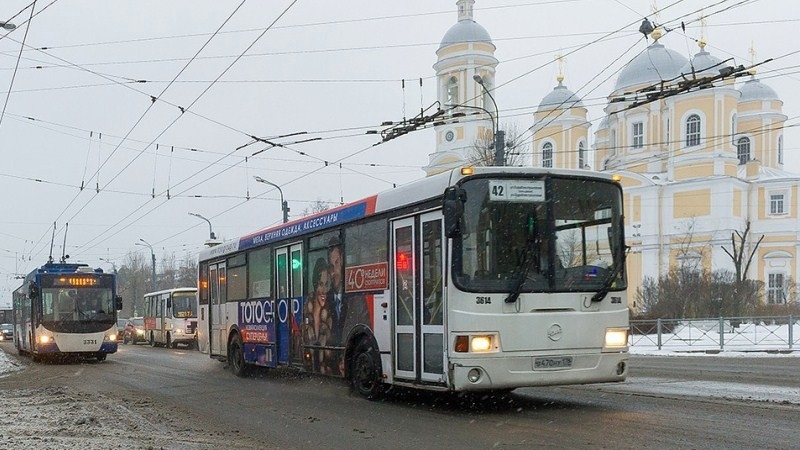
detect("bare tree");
top-left (721, 220), bottom-right (764, 284)
top-left (468, 123), bottom-right (527, 166)
top-left (301, 199), bottom-right (332, 217)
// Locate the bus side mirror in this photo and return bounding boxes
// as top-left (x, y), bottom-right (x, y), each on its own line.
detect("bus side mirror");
top-left (443, 186), bottom-right (466, 238)
top-left (116, 296), bottom-right (123, 311)
top-left (28, 282), bottom-right (39, 300)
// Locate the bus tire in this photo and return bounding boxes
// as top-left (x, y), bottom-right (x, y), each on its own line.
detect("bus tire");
top-left (229, 334), bottom-right (248, 377)
top-left (166, 334), bottom-right (172, 349)
top-left (350, 337), bottom-right (383, 400)
top-left (96, 353), bottom-right (107, 362)
top-left (149, 333), bottom-right (156, 347)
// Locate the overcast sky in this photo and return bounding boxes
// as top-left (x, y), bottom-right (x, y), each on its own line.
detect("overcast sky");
top-left (1, 0), bottom-right (797, 305)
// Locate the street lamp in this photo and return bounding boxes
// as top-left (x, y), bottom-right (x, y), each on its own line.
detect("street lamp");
top-left (254, 176), bottom-right (289, 223)
top-left (473, 74), bottom-right (505, 166)
top-left (136, 239), bottom-right (156, 292)
top-left (99, 257), bottom-right (117, 274)
top-left (188, 212), bottom-right (217, 240)
top-left (0, 22), bottom-right (16, 30)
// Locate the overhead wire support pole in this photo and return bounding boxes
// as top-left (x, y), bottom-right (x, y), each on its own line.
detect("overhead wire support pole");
top-left (254, 176), bottom-right (289, 223)
top-left (473, 74), bottom-right (504, 166)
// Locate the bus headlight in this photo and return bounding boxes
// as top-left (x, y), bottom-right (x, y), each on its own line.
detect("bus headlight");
top-left (604, 328), bottom-right (628, 348)
top-left (38, 335), bottom-right (52, 344)
top-left (107, 334), bottom-right (117, 342)
top-left (470, 335), bottom-right (493, 352)
top-left (175, 329), bottom-right (183, 334)
top-left (455, 334), bottom-right (498, 353)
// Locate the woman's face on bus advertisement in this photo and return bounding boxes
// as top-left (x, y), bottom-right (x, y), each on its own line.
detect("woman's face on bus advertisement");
top-left (316, 271), bottom-right (330, 301)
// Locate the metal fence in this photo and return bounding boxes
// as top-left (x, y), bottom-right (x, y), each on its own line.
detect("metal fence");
top-left (629, 316), bottom-right (799, 352)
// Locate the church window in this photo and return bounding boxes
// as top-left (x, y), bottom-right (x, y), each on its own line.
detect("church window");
top-left (685, 114), bottom-right (701, 147)
top-left (769, 193), bottom-right (785, 215)
top-left (778, 136), bottom-right (784, 164)
top-left (767, 273), bottom-right (786, 305)
top-left (446, 76), bottom-right (459, 106)
top-left (578, 141), bottom-right (586, 169)
top-left (737, 137), bottom-right (750, 165)
top-left (542, 142), bottom-right (553, 168)
top-left (632, 122), bottom-right (644, 149)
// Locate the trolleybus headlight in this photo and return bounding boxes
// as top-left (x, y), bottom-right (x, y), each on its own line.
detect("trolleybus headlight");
top-left (470, 335), bottom-right (493, 352)
top-left (38, 335), bottom-right (52, 344)
top-left (136, 329), bottom-right (145, 335)
top-left (604, 328), bottom-right (628, 348)
top-left (107, 334), bottom-right (117, 342)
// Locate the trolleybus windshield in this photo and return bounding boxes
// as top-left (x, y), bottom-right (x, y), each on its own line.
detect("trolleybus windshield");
top-left (452, 176), bottom-right (626, 294)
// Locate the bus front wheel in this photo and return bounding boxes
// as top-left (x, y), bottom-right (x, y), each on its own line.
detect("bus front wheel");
top-left (229, 334), bottom-right (248, 377)
top-left (350, 337), bottom-right (383, 400)
top-left (96, 353), bottom-right (106, 362)
top-left (149, 333), bottom-right (155, 347)
top-left (166, 334), bottom-right (172, 349)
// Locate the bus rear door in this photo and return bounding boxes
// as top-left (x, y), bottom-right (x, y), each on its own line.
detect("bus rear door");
top-left (208, 261), bottom-right (228, 357)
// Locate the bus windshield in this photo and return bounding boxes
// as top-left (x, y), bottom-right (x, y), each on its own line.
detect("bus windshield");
top-left (172, 292), bottom-right (197, 318)
top-left (452, 176), bottom-right (626, 294)
top-left (41, 287), bottom-right (115, 323)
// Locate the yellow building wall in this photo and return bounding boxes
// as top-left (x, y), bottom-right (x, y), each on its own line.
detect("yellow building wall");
top-left (674, 162), bottom-right (714, 180)
top-left (732, 189), bottom-right (742, 217)
top-left (626, 251), bottom-right (642, 311)
top-left (673, 189), bottom-right (711, 218)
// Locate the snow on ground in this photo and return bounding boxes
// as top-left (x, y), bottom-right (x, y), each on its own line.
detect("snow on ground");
top-left (0, 345), bottom-right (262, 449)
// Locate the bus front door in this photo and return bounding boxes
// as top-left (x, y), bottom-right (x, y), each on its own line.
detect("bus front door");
top-left (392, 212), bottom-right (445, 385)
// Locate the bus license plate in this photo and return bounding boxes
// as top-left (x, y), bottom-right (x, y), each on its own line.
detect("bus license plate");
top-left (534, 356), bottom-right (573, 370)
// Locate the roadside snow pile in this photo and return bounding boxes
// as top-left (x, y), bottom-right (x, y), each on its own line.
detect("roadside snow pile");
top-left (0, 347), bottom-right (22, 377)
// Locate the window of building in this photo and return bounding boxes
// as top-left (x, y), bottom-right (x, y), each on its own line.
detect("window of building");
top-left (632, 122), bottom-right (644, 149)
top-left (778, 135), bottom-right (784, 165)
top-left (578, 141), bottom-right (586, 169)
top-left (737, 137), bottom-right (750, 165)
top-left (730, 113), bottom-right (737, 146)
top-left (685, 114), bottom-right (701, 147)
top-left (446, 76), bottom-right (458, 106)
top-left (769, 193), bottom-right (785, 215)
top-left (767, 273), bottom-right (786, 304)
top-left (542, 142), bottom-right (553, 168)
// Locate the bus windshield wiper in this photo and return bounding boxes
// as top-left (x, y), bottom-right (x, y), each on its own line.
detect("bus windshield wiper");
top-left (590, 260), bottom-right (624, 302)
top-left (505, 235), bottom-right (537, 304)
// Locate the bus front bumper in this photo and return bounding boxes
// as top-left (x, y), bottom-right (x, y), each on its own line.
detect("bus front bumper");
top-left (449, 351), bottom-right (628, 391)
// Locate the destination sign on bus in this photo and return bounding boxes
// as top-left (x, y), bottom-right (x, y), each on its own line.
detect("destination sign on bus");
top-left (53, 276), bottom-right (99, 287)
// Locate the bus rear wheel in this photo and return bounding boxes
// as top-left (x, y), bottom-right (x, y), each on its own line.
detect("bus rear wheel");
top-left (350, 337), bottom-right (383, 400)
top-left (229, 334), bottom-right (248, 377)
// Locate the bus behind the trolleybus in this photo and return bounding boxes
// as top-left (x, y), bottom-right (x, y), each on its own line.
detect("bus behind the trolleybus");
top-left (142, 287), bottom-right (198, 348)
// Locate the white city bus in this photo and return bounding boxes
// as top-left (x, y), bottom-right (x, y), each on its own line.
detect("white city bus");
top-left (142, 288), bottom-right (198, 348)
top-left (197, 167), bottom-right (629, 398)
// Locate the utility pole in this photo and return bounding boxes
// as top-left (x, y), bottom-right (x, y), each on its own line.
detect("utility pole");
top-left (474, 74), bottom-right (504, 166)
